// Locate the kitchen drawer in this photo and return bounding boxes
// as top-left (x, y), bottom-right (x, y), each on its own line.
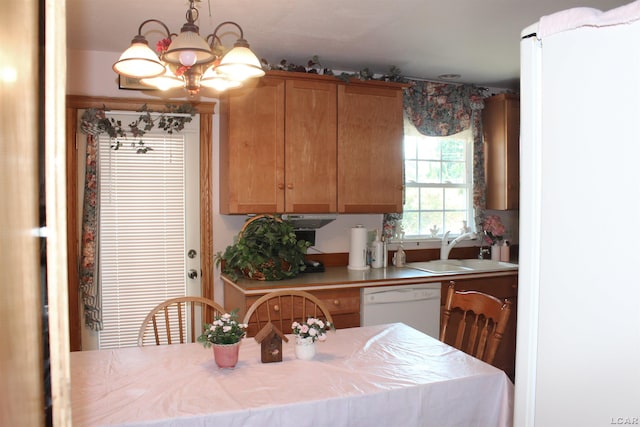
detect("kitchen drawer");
top-left (311, 288), bottom-right (360, 316)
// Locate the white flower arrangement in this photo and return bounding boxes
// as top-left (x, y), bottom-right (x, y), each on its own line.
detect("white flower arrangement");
top-left (291, 317), bottom-right (333, 343)
top-left (197, 309), bottom-right (248, 346)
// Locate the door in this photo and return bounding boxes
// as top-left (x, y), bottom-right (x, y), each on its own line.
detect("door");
top-left (285, 79), bottom-right (337, 212)
top-left (337, 84), bottom-right (404, 213)
top-left (91, 112), bottom-right (201, 349)
top-left (219, 77), bottom-right (286, 213)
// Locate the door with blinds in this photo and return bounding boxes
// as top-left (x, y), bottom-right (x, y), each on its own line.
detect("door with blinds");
top-left (97, 112), bottom-right (201, 349)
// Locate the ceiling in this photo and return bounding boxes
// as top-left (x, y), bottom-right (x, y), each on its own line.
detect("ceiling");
top-left (66, 0), bottom-right (629, 91)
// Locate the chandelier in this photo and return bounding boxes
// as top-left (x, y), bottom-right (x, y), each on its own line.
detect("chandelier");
top-left (112, 0), bottom-right (265, 95)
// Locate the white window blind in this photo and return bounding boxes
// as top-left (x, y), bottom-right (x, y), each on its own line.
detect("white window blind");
top-left (97, 132), bottom-right (187, 349)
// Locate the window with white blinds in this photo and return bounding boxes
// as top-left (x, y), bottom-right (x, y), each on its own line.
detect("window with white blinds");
top-left (97, 131), bottom-right (187, 349)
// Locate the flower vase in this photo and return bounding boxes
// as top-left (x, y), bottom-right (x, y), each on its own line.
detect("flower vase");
top-left (212, 341), bottom-right (241, 368)
top-left (294, 336), bottom-right (316, 360)
top-left (491, 244), bottom-right (501, 261)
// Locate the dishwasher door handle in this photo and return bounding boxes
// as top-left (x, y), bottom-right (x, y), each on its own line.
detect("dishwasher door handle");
top-left (364, 288), bottom-right (440, 304)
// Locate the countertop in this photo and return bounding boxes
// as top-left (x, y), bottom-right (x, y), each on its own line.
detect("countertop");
top-left (222, 264), bottom-right (519, 295)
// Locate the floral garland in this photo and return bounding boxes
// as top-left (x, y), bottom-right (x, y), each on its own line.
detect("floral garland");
top-left (79, 104), bottom-right (196, 153)
top-left (261, 55), bottom-right (405, 83)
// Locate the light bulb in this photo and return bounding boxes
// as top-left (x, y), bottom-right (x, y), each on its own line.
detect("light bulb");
top-left (179, 51), bottom-right (197, 67)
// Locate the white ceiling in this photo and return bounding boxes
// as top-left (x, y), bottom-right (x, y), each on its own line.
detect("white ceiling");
top-left (66, 0), bottom-right (630, 91)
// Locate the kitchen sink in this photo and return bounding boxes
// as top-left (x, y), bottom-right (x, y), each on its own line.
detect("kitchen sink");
top-left (406, 259), bottom-right (518, 274)
top-left (456, 259), bottom-right (518, 271)
top-left (405, 260), bottom-right (473, 273)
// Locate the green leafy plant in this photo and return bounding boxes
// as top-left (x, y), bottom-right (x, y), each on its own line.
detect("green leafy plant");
top-left (197, 309), bottom-right (247, 346)
top-left (215, 215), bottom-right (311, 281)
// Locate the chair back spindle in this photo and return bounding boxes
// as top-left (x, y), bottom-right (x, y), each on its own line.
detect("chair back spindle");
top-left (243, 290), bottom-right (334, 337)
top-left (138, 296), bottom-right (225, 346)
top-left (440, 281), bottom-right (512, 366)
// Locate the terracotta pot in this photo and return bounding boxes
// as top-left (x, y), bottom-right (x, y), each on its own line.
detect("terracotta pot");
top-left (212, 341), bottom-right (241, 368)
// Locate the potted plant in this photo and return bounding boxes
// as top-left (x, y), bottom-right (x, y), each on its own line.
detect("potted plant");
top-left (291, 317), bottom-right (334, 360)
top-left (215, 215), bottom-right (311, 281)
top-left (197, 309), bottom-right (248, 368)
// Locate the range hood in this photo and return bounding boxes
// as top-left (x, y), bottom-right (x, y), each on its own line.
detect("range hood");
top-left (281, 214), bottom-right (337, 230)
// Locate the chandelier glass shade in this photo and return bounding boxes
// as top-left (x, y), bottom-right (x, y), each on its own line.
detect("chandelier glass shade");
top-left (112, 1), bottom-right (264, 95)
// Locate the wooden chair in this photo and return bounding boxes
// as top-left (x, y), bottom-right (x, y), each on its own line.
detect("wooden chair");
top-left (243, 290), bottom-right (334, 337)
top-left (440, 281), bottom-right (512, 366)
top-left (137, 296), bottom-right (225, 346)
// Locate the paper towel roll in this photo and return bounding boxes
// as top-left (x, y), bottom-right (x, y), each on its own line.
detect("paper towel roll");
top-left (348, 225), bottom-right (370, 270)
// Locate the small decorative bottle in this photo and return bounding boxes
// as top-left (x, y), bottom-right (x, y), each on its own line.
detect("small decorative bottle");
top-left (500, 240), bottom-right (510, 262)
top-left (491, 242), bottom-right (501, 261)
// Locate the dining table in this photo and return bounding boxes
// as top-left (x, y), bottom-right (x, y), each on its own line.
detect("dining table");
top-left (70, 323), bottom-right (514, 427)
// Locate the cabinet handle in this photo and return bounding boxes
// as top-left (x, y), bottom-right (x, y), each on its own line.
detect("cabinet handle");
top-left (287, 183), bottom-right (294, 190)
top-left (278, 183), bottom-right (285, 190)
top-left (333, 300), bottom-right (340, 306)
top-left (273, 304), bottom-right (280, 312)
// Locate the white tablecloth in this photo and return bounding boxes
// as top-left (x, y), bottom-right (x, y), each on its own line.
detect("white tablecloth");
top-left (71, 323), bottom-right (513, 427)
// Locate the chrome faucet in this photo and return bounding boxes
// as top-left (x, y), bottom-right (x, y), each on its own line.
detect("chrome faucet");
top-left (440, 231), bottom-right (476, 260)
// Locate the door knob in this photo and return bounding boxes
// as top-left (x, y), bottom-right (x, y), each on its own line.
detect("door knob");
top-left (187, 269), bottom-right (198, 279)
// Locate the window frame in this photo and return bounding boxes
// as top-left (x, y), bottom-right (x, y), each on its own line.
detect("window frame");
top-left (401, 121), bottom-right (475, 241)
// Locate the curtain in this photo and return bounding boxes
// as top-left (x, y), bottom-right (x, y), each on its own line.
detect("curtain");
top-left (79, 134), bottom-right (102, 330)
top-left (77, 107), bottom-right (195, 331)
top-left (383, 80), bottom-right (486, 239)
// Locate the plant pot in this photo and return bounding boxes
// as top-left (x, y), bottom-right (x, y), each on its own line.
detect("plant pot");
top-left (212, 341), bottom-right (241, 368)
top-left (294, 336), bottom-right (316, 360)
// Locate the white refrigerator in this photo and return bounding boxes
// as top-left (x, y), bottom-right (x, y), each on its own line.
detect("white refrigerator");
top-left (518, 2), bottom-right (640, 426)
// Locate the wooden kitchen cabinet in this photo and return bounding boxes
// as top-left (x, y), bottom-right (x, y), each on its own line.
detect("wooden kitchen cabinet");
top-left (219, 77), bottom-right (285, 213)
top-left (224, 282), bottom-right (360, 337)
top-left (482, 93), bottom-right (520, 210)
top-left (440, 274), bottom-right (518, 380)
top-left (219, 76), bottom-right (336, 214)
top-left (284, 79), bottom-right (337, 212)
top-left (337, 83), bottom-right (405, 213)
top-left (220, 71), bottom-right (406, 214)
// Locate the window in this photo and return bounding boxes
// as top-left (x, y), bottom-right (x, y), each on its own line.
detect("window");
top-left (402, 119), bottom-right (473, 238)
top-left (97, 113), bottom-right (199, 349)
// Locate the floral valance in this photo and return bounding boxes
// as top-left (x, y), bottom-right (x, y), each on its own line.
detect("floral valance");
top-left (403, 80), bottom-right (484, 136)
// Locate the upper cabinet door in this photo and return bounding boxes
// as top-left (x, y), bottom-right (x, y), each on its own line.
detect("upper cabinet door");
top-left (337, 84), bottom-right (405, 213)
top-left (285, 79), bottom-right (337, 213)
top-left (219, 77), bottom-right (285, 214)
top-left (483, 93), bottom-right (520, 210)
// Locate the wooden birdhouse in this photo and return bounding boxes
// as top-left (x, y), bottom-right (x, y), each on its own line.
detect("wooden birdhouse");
top-left (254, 322), bottom-right (289, 363)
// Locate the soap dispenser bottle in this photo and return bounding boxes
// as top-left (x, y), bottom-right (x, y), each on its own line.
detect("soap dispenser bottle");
top-left (371, 229), bottom-right (384, 268)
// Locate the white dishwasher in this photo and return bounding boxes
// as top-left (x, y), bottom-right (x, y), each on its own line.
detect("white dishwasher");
top-left (361, 283), bottom-right (441, 339)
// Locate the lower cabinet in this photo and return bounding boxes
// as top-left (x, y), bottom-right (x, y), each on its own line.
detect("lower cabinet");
top-left (224, 283), bottom-right (361, 337)
top-left (223, 273), bottom-right (517, 380)
top-left (441, 275), bottom-right (518, 380)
